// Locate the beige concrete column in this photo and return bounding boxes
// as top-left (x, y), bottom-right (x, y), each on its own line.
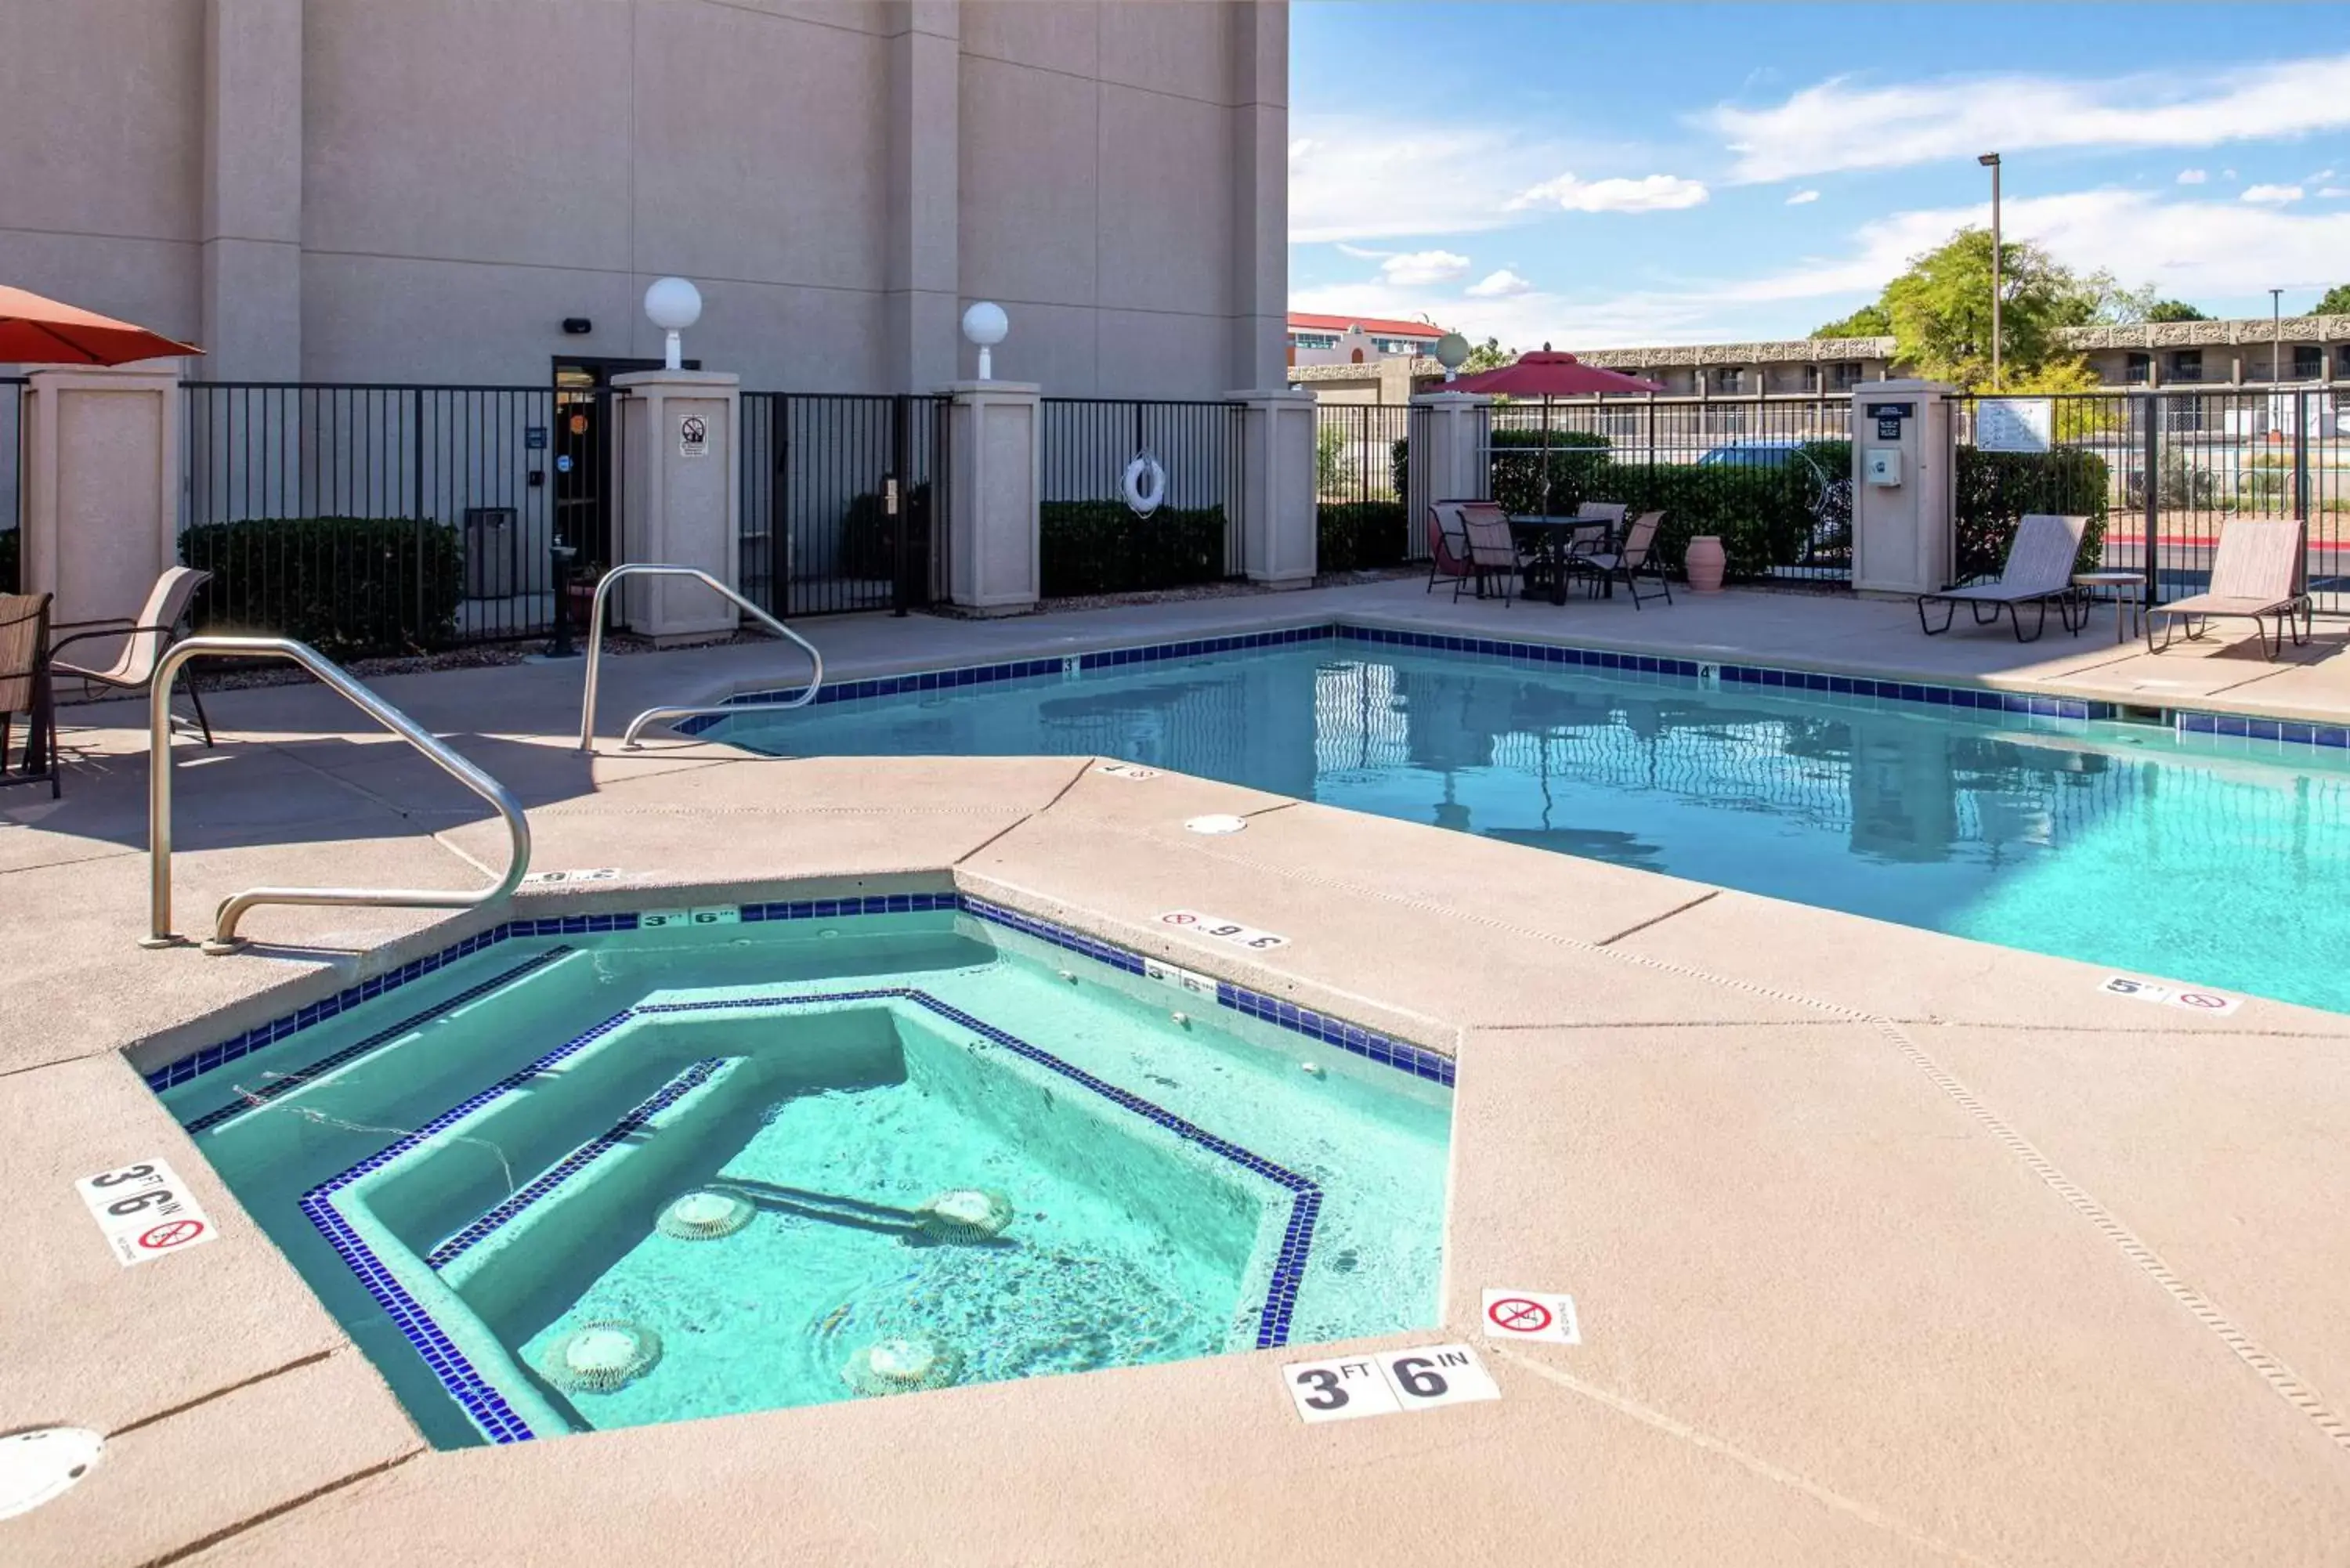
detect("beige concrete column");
top-left (885, 2), bottom-right (960, 392)
top-left (1228, 2), bottom-right (1288, 392)
top-left (940, 381), bottom-right (1039, 615)
top-left (1224, 388), bottom-right (1318, 588)
top-left (202, 0), bottom-right (303, 381)
top-left (1849, 379), bottom-right (1958, 597)
top-left (1405, 390), bottom-right (1494, 537)
top-left (612, 370), bottom-right (741, 643)
top-left (21, 369), bottom-right (183, 633)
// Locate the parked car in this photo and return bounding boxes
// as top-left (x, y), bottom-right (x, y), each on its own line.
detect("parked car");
top-left (1696, 439), bottom-right (1810, 469)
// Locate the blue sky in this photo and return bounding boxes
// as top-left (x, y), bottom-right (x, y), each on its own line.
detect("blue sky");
top-left (1288, 3), bottom-right (2350, 348)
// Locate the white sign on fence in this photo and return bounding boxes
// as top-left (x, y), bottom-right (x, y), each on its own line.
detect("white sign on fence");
top-left (1974, 398), bottom-right (2053, 453)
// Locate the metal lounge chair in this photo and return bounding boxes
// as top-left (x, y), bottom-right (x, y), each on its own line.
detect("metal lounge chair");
top-left (47, 565), bottom-right (215, 746)
top-left (1424, 500), bottom-right (1475, 594)
top-left (1455, 502), bottom-right (1521, 605)
top-left (2146, 518), bottom-right (2312, 660)
top-left (1915, 513), bottom-right (2087, 643)
top-left (0, 591), bottom-right (60, 797)
top-left (1566, 511), bottom-right (1673, 608)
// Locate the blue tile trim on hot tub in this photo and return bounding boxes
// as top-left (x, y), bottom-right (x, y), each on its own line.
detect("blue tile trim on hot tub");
top-left (738, 891), bottom-right (960, 922)
top-left (304, 986), bottom-right (1323, 1442)
top-left (2176, 708), bottom-right (2350, 749)
top-left (179, 946), bottom-right (580, 1136)
top-left (424, 1057), bottom-right (728, 1270)
top-left (147, 914), bottom-right (640, 1093)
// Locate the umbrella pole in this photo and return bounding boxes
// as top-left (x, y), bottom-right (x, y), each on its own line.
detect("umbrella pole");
top-left (1541, 397), bottom-right (1553, 515)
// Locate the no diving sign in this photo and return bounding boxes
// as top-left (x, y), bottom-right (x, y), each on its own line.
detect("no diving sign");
top-left (1482, 1287), bottom-right (1581, 1344)
top-left (678, 414), bottom-right (709, 457)
top-left (75, 1158), bottom-right (219, 1267)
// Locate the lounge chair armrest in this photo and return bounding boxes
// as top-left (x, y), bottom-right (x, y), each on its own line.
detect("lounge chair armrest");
top-left (45, 615), bottom-right (139, 634)
top-left (45, 622), bottom-right (179, 663)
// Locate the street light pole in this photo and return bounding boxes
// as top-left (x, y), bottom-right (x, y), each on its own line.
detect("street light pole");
top-left (1979, 153), bottom-right (2002, 390)
top-left (2271, 287), bottom-right (2284, 382)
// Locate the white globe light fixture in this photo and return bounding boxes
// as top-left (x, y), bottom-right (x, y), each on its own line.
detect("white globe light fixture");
top-left (1434, 331), bottom-right (1471, 382)
top-left (962, 301), bottom-right (1009, 381)
top-left (643, 276), bottom-right (703, 370)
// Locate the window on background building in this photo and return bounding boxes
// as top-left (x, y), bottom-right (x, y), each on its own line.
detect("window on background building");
top-left (2337, 345), bottom-right (2350, 381)
top-left (2168, 349), bottom-right (2203, 382)
top-left (2124, 352), bottom-right (2153, 385)
top-left (1831, 362), bottom-right (1864, 389)
top-left (1714, 366), bottom-right (1746, 394)
top-left (2294, 345), bottom-right (2323, 381)
top-left (1291, 332), bottom-right (1339, 351)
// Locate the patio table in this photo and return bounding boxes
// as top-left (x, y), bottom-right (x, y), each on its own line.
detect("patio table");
top-left (2072, 569), bottom-right (2145, 645)
top-left (1509, 515), bottom-right (1614, 605)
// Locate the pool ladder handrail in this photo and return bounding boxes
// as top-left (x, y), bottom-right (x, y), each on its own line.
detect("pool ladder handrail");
top-left (144, 636), bottom-right (533, 955)
top-left (574, 563), bottom-right (824, 753)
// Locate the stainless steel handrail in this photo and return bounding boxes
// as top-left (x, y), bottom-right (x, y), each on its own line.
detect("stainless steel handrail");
top-left (574, 564), bottom-right (824, 752)
top-left (143, 637), bottom-right (532, 955)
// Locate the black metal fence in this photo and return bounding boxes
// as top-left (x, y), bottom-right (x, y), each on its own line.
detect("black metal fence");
top-left (1313, 403), bottom-right (1412, 572)
top-left (739, 392), bottom-right (950, 618)
top-left (1951, 388), bottom-right (2350, 611)
top-left (0, 376), bottom-right (24, 593)
top-left (1038, 398), bottom-right (1246, 598)
top-left (179, 382), bottom-right (606, 657)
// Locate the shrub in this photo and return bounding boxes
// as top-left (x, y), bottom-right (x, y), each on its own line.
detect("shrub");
top-left (1487, 429), bottom-right (1611, 515)
top-left (179, 516), bottom-right (464, 659)
top-left (839, 482), bottom-right (936, 580)
top-left (1039, 501), bottom-right (1229, 598)
top-left (0, 526), bottom-right (16, 594)
top-left (1952, 448), bottom-right (2110, 580)
top-left (1318, 501), bottom-right (1409, 572)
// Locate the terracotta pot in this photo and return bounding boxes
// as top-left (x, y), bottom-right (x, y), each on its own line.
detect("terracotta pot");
top-left (1683, 535), bottom-right (1726, 594)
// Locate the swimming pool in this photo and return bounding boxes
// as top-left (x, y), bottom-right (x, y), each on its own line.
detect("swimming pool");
top-left (710, 631), bottom-right (2350, 1016)
top-left (155, 901), bottom-right (1451, 1446)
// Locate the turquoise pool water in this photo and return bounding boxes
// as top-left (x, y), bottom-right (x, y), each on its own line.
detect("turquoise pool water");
top-left (162, 912), bottom-right (1450, 1445)
top-left (714, 645), bottom-right (2350, 1015)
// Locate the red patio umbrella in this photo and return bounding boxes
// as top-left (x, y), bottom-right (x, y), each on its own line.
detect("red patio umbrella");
top-left (1445, 349), bottom-right (1662, 515)
top-left (0, 284), bottom-right (202, 366)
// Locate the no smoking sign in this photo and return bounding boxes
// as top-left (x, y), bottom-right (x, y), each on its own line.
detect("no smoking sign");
top-left (1481, 1287), bottom-right (1581, 1345)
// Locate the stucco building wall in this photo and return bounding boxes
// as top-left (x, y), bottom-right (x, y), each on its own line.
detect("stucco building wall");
top-left (0, 0), bottom-right (1287, 396)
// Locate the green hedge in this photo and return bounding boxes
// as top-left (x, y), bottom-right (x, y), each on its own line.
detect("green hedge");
top-left (839, 482), bottom-right (936, 580)
top-left (1318, 500), bottom-right (1409, 573)
top-left (1040, 501), bottom-right (1229, 598)
top-left (179, 516), bottom-right (463, 659)
top-left (1953, 449), bottom-right (2109, 581)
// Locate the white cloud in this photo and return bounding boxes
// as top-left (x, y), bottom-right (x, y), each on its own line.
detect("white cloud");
top-left (1288, 121), bottom-right (1552, 243)
top-left (2323, 186), bottom-right (2350, 200)
top-left (1333, 242), bottom-right (1392, 261)
top-left (2177, 168), bottom-right (2208, 184)
top-left (1466, 269), bottom-right (1534, 298)
top-left (1511, 172), bottom-right (1710, 213)
top-left (2243, 183), bottom-right (2305, 204)
top-left (1379, 249), bottom-right (1472, 286)
top-left (1709, 54), bottom-right (2350, 181)
top-left (1785, 189), bottom-right (1820, 205)
top-left (2313, 168), bottom-right (2339, 181)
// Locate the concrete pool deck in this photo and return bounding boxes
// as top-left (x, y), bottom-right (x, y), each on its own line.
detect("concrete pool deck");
top-left (5, 581), bottom-right (2349, 1565)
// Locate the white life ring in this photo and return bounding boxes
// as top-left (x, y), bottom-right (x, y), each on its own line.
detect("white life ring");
top-left (1122, 452), bottom-right (1167, 517)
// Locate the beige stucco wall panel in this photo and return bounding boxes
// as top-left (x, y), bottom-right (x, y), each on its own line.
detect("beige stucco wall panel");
top-left (960, 0), bottom-right (1100, 77)
top-left (631, 3), bottom-right (890, 291)
top-left (301, 254), bottom-right (639, 383)
top-left (0, 231), bottom-right (203, 349)
top-left (0, 0), bottom-right (202, 244)
top-left (1097, 85), bottom-right (1235, 317)
top-left (1094, 309), bottom-right (1234, 398)
top-left (969, 298), bottom-right (1096, 392)
top-left (958, 52), bottom-right (1099, 309)
top-left (302, 0), bottom-right (633, 272)
top-left (1098, 0), bottom-right (1237, 103)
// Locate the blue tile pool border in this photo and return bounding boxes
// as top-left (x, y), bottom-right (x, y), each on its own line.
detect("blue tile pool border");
top-left (304, 986), bottom-right (1321, 1443)
top-left (156, 891), bottom-right (1452, 1095)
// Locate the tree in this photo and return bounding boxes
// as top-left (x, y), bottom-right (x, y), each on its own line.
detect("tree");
top-left (1811, 303), bottom-right (1892, 338)
top-left (1458, 335), bottom-right (1517, 373)
top-left (2315, 284), bottom-right (2350, 316)
top-left (1877, 227), bottom-right (2105, 391)
top-left (2145, 299), bottom-right (2211, 323)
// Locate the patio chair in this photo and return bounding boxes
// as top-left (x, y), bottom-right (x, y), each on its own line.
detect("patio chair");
top-left (0, 591), bottom-right (60, 798)
top-left (46, 565), bottom-right (215, 746)
top-left (2145, 518), bottom-right (2312, 660)
top-left (1914, 514), bottom-right (2086, 643)
top-left (1424, 500), bottom-right (1475, 594)
top-left (1565, 511), bottom-right (1673, 609)
top-left (1455, 503), bottom-right (1522, 605)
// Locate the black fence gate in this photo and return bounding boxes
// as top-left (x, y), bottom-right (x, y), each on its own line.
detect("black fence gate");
top-left (1039, 398), bottom-right (1246, 598)
top-left (179, 382), bottom-right (613, 659)
top-left (0, 376), bottom-right (24, 593)
top-left (739, 392), bottom-right (949, 617)
top-left (1950, 388), bottom-right (2349, 611)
